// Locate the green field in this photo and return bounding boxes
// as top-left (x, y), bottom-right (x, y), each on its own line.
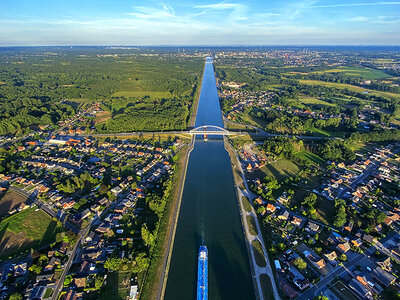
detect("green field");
top-left (297, 97), bottom-right (336, 107)
top-left (252, 240), bottom-right (266, 267)
top-left (298, 79), bottom-right (400, 100)
top-left (112, 90), bottom-right (173, 98)
top-left (0, 208), bottom-right (63, 258)
top-left (259, 274), bottom-right (275, 300)
top-left (260, 158), bottom-right (301, 181)
top-left (294, 150), bottom-right (325, 165)
top-left (246, 215), bottom-right (258, 235)
top-left (313, 66), bottom-right (391, 80)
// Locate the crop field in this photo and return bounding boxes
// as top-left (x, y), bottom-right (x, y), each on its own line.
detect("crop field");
top-left (0, 208), bottom-right (63, 258)
top-left (312, 66), bottom-right (391, 80)
top-left (0, 190), bottom-right (26, 218)
top-left (94, 111), bottom-right (112, 125)
top-left (298, 79), bottom-right (400, 100)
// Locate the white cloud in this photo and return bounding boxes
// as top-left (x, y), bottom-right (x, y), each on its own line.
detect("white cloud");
top-left (309, 1), bottom-right (400, 8)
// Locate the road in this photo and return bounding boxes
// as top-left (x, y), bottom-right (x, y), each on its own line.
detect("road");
top-left (225, 138), bottom-right (281, 300)
top-left (298, 233), bottom-right (397, 299)
top-left (51, 226), bottom-right (89, 300)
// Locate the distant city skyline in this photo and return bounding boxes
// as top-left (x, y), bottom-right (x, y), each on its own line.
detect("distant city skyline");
top-left (0, 0), bottom-right (399, 46)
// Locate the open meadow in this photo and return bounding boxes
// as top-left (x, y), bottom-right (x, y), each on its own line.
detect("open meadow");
top-left (0, 208), bottom-right (63, 259)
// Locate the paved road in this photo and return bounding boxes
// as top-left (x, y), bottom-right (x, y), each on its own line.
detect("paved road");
top-left (225, 139), bottom-right (281, 300)
top-left (298, 233), bottom-right (397, 299)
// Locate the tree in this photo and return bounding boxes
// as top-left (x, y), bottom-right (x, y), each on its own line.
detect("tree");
top-left (9, 293), bottom-right (23, 300)
top-left (104, 257), bottom-right (122, 271)
top-left (294, 257), bottom-right (307, 270)
top-left (95, 276), bottom-right (105, 290)
top-left (29, 264), bottom-right (42, 275)
top-left (141, 224), bottom-right (155, 248)
top-left (302, 193), bottom-right (317, 208)
top-left (64, 275), bottom-right (73, 287)
top-left (339, 254), bottom-right (347, 261)
top-left (133, 252), bottom-right (150, 273)
top-left (313, 296), bottom-right (328, 300)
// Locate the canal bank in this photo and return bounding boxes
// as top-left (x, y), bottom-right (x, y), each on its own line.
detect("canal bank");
top-left (163, 58), bottom-right (255, 300)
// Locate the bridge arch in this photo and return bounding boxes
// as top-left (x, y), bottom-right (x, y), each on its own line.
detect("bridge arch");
top-left (189, 125), bottom-right (230, 135)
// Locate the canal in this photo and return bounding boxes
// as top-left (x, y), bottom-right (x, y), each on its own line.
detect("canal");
top-left (164, 58), bottom-right (255, 300)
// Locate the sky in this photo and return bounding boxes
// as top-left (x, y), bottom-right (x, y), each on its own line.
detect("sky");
top-left (0, 0), bottom-right (399, 46)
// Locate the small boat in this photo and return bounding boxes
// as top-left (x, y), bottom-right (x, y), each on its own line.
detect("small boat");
top-left (203, 134), bottom-right (208, 142)
top-left (197, 245), bottom-right (208, 300)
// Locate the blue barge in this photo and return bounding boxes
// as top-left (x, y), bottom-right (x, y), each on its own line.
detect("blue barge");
top-left (197, 245), bottom-right (208, 300)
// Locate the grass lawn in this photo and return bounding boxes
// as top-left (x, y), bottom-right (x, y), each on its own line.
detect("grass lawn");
top-left (305, 126), bottom-right (332, 137)
top-left (294, 150), bottom-right (325, 166)
top-left (252, 240), bottom-right (266, 267)
top-left (246, 215), bottom-right (258, 235)
top-left (258, 158), bottom-right (301, 182)
top-left (242, 196), bottom-right (252, 213)
top-left (0, 208), bottom-right (63, 258)
top-left (315, 197), bottom-right (335, 225)
top-left (298, 79), bottom-right (400, 100)
top-left (259, 274), bottom-right (275, 300)
top-left (297, 97), bottom-right (336, 107)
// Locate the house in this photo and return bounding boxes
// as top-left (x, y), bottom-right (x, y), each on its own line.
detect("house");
top-left (378, 256), bottom-right (392, 272)
top-left (351, 238), bottom-right (363, 247)
top-left (29, 285), bottom-right (46, 300)
top-left (14, 262), bottom-right (27, 276)
top-left (254, 197), bottom-right (264, 205)
top-left (349, 278), bottom-right (373, 299)
top-left (278, 210), bottom-right (289, 221)
top-left (291, 216), bottom-right (303, 227)
top-left (280, 279), bottom-right (298, 299)
top-left (343, 221), bottom-right (354, 233)
top-left (305, 222), bottom-right (320, 234)
top-left (363, 234), bottom-right (377, 245)
top-left (111, 186), bottom-right (123, 196)
top-left (74, 277), bottom-right (86, 288)
top-left (44, 257), bottom-right (61, 272)
top-left (63, 290), bottom-right (77, 300)
top-left (266, 203), bottom-right (276, 213)
top-left (324, 251), bottom-right (337, 262)
top-left (336, 241), bottom-right (351, 253)
top-left (372, 267), bottom-right (396, 287)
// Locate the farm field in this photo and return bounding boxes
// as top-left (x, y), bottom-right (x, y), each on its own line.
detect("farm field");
top-left (0, 190), bottom-right (27, 218)
top-left (311, 66), bottom-right (391, 80)
top-left (0, 208), bottom-right (63, 258)
top-left (298, 79), bottom-right (400, 100)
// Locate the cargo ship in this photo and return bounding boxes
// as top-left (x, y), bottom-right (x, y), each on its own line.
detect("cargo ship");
top-left (197, 245), bottom-right (208, 300)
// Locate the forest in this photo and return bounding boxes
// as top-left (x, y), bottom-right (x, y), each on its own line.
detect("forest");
top-left (0, 48), bottom-right (203, 135)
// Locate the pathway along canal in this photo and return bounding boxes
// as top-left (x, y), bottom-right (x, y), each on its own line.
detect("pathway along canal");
top-left (164, 58), bottom-right (255, 299)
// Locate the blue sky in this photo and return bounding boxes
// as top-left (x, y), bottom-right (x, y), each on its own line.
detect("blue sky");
top-left (0, 0), bottom-right (399, 45)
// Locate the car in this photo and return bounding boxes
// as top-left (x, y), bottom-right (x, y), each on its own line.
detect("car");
top-left (366, 267), bottom-right (372, 272)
